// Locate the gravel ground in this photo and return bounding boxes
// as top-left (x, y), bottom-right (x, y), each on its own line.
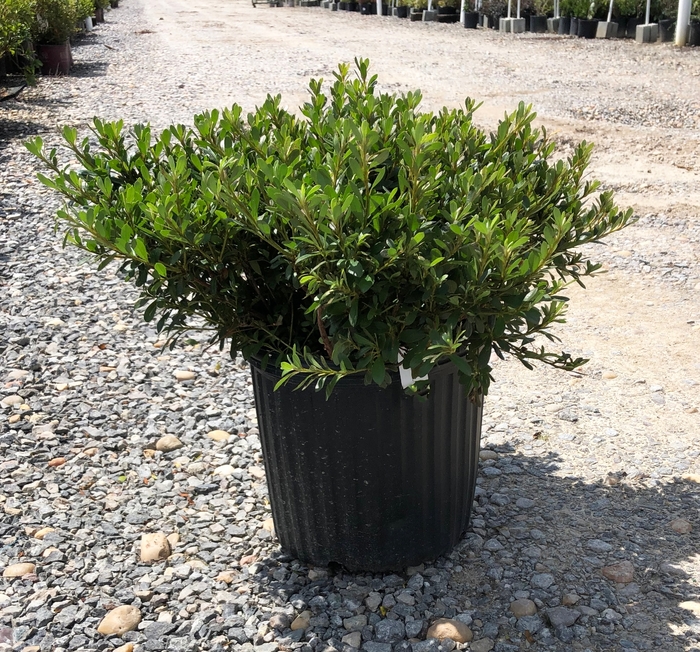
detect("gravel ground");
top-left (1, 3), bottom-right (699, 652)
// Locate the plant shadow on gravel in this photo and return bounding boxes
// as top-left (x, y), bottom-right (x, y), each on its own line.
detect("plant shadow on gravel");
top-left (0, 118), bottom-right (47, 148)
top-left (70, 61), bottom-right (109, 78)
top-left (251, 448), bottom-right (699, 652)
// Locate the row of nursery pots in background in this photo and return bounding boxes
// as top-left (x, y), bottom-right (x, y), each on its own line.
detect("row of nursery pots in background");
top-left (0, 0), bottom-right (120, 79)
top-left (310, 0), bottom-right (700, 43)
top-left (27, 59), bottom-right (634, 571)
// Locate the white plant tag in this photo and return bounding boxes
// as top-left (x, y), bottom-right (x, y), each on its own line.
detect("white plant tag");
top-left (397, 351), bottom-right (429, 389)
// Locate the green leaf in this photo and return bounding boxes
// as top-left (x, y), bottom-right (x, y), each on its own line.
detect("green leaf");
top-left (371, 357), bottom-right (385, 385)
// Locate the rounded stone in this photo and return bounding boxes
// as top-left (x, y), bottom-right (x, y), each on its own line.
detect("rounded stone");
top-left (2, 563), bottom-right (36, 578)
top-left (509, 599), bottom-right (537, 618)
top-left (602, 560), bottom-right (634, 583)
top-left (669, 518), bottom-right (692, 534)
top-left (207, 429), bottom-right (231, 442)
top-left (173, 370), bottom-right (196, 381)
top-left (155, 435), bottom-right (183, 452)
top-left (426, 618), bottom-right (473, 643)
top-left (97, 605), bottom-right (142, 636)
top-left (140, 532), bottom-right (171, 562)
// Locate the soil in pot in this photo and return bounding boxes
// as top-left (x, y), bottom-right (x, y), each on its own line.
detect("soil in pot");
top-left (658, 18), bottom-right (674, 41)
top-left (569, 17), bottom-right (579, 34)
top-left (558, 15), bottom-right (571, 33)
top-left (529, 14), bottom-right (547, 31)
top-left (463, 10), bottom-right (479, 27)
top-left (251, 359), bottom-right (483, 572)
top-left (37, 42), bottom-right (72, 75)
top-left (577, 18), bottom-right (598, 37)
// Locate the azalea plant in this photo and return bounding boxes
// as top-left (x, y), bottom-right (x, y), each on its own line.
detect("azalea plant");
top-left (27, 59), bottom-right (632, 399)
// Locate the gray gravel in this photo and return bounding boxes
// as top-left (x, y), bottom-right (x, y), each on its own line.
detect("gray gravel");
top-left (2, 3), bottom-right (700, 652)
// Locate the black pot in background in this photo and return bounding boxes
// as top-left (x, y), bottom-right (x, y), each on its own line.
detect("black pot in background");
top-left (382, 3), bottom-right (389, 14)
top-left (577, 18), bottom-right (598, 38)
top-left (360, 2), bottom-right (374, 13)
top-left (251, 359), bottom-right (483, 572)
top-left (396, 5), bottom-right (408, 17)
top-left (558, 15), bottom-right (571, 34)
top-left (94, 7), bottom-right (104, 22)
top-left (0, 56), bottom-right (6, 77)
top-left (569, 17), bottom-right (579, 35)
top-left (463, 10), bottom-right (479, 27)
top-left (437, 5), bottom-right (456, 13)
top-left (409, 8), bottom-right (423, 20)
top-left (658, 18), bottom-right (674, 41)
top-left (339, 1), bottom-right (347, 8)
top-left (529, 14), bottom-right (547, 32)
top-left (690, 20), bottom-right (700, 46)
top-left (109, 0), bottom-right (118, 6)
top-left (37, 42), bottom-right (72, 75)
top-left (625, 17), bottom-right (641, 38)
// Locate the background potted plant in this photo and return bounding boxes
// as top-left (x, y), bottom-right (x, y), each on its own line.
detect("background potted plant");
top-left (0, 0), bottom-right (36, 78)
top-left (437, 0), bottom-right (460, 20)
top-left (529, 0), bottom-right (551, 30)
top-left (32, 0), bottom-right (77, 75)
top-left (690, 0), bottom-right (700, 45)
top-left (394, 0), bottom-right (411, 17)
top-left (93, 0), bottom-right (109, 23)
top-left (410, 0), bottom-right (427, 19)
top-left (27, 59), bottom-right (632, 571)
top-left (481, 0), bottom-right (507, 27)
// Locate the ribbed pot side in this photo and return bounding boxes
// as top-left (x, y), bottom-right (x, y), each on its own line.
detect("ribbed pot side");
top-left (251, 360), bottom-right (483, 572)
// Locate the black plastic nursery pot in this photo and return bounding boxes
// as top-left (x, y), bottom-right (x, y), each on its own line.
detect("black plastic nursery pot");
top-left (658, 19), bottom-right (675, 41)
top-left (577, 18), bottom-right (598, 37)
top-left (109, 0), bottom-right (118, 6)
top-left (463, 10), bottom-right (479, 27)
top-left (409, 9), bottom-right (423, 20)
top-left (529, 14), bottom-right (547, 31)
top-left (396, 5), bottom-right (408, 17)
top-left (360, 2), bottom-right (374, 13)
top-left (625, 17), bottom-right (641, 38)
top-left (569, 17), bottom-right (579, 34)
top-left (437, 6), bottom-right (459, 21)
top-left (251, 359), bottom-right (483, 572)
top-left (558, 15), bottom-right (571, 33)
top-left (689, 20), bottom-right (700, 45)
top-left (37, 42), bottom-right (72, 75)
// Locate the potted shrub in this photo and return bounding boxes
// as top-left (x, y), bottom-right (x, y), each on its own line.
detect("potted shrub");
top-left (437, 0), bottom-right (460, 20)
top-left (394, 0), bottom-right (411, 17)
top-left (410, 0), bottom-right (427, 19)
top-left (0, 0), bottom-right (35, 59)
top-left (93, 0), bottom-right (109, 23)
top-left (32, 0), bottom-right (77, 74)
top-left (481, 0), bottom-right (507, 27)
top-left (529, 0), bottom-right (551, 30)
top-left (359, 0), bottom-right (375, 13)
top-left (26, 60), bottom-right (632, 572)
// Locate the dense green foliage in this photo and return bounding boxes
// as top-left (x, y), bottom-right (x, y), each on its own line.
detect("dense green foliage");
top-left (0, 0), bottom-right (35, 57)
top-left (27, 60), bottom-right (632, 398)
top-left (32, 0), bottom-right (78, 44)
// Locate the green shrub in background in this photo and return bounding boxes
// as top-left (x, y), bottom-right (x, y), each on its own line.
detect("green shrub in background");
top-left (560, 0), bottom-right (591, 17)
top-left (74, 0), bottom-right (94, 20)
top-left (533, 0), bottom-right (553, 16)
top-left (26, 60), bottom-right (632, 399)
top-left (32, 0), bottom-right (78, 44)
top-left (0, 0), bottom-right (35, 57)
